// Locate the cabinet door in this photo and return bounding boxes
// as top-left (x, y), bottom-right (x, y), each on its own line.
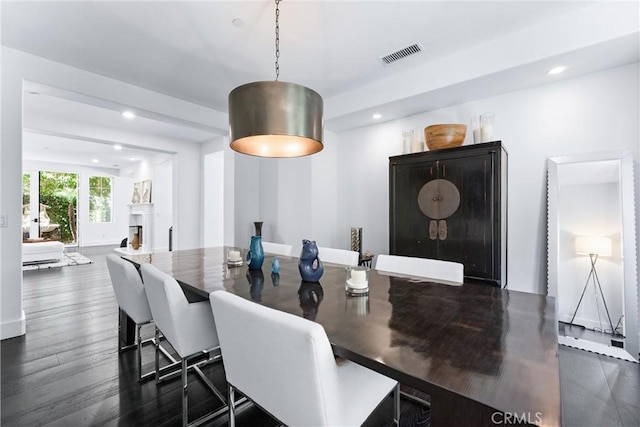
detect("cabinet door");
top-left (390, 150), bottom-right (498, 282)
top-left (390, 160), bottom-right (438, 259)
top-left (436, 153), bottom-right (495, 280)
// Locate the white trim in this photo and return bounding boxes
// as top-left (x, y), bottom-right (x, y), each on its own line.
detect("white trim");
top-left (559, 336), bottom-right (638, 363)
top-left (1, 310), bottom-right (26, 339)
top-left (81, 239), bottom-right (122, 247)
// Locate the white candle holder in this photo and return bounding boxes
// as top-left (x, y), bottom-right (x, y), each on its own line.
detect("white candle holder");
top-left (480, 114), bottom-right (495, 142)
top-left (345, 265), bottom-right (370, 296)
top-left (227, 248), bottom-right (243, 267)
top-left (471, 116), bottom-right (481, 144)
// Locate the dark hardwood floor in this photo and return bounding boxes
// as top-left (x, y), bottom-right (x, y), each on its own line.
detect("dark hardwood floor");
top-left (1, 246), bottom-right (426, 427)
top-left (2, 245), bottom-right (638, 426)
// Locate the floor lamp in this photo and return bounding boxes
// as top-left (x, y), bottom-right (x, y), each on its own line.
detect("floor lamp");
top-left (569, 236), bottom-right (616, 334)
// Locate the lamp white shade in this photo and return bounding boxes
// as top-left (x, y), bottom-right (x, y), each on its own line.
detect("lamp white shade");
top-left (575, 236), bottom-right (612, 256)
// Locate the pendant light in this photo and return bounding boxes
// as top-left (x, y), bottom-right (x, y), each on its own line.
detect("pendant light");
top-left (228, 0), bottom-right (323, 157)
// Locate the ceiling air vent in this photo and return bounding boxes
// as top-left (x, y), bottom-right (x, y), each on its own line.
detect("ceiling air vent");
top-left (378, 42), bottom-right (424, 66)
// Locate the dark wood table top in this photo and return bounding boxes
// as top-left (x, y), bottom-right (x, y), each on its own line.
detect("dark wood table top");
top-left (124, 247), bottom-right (561, 427)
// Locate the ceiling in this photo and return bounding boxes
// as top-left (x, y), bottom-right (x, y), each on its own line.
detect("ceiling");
top-left (2, 1), bottom-right (638, 169)
top-left (21, 86), bottom-right (217, 170)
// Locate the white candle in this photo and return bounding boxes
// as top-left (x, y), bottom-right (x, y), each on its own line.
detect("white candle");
top-left (351, 270), bottom-right (367, 286)
top-left (481, 125), bottom-right (494, 142)
top-left (228, 250), bottom-right (241, 261)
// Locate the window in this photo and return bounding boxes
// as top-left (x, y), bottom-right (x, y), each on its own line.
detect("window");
top-left (89, 176), bottom-right (112, 223)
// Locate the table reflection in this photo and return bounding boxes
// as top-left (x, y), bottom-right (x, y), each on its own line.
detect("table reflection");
top-left (271, 272), bottom-right (280, 287)
top-left (387, 277), bottom-right (505, 376)
top-left (345, 295), bottom-right (370, 316)
top-left (246, 269), bottom-right (265, 302)
top-left (298, 281), bottom-right (324, 320)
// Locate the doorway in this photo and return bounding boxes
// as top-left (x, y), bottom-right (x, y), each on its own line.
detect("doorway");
top-left (22, 170), bottom-right (79, 246)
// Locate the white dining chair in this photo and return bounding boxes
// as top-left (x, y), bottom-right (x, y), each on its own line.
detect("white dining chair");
top-left (375, 254), bottom-right (464, 285)
top-left (261, 241), bottom-right (293, 256)
top-left (106, 254), bottom-right (176, 382)
top-left (141, 263), bottom-right (227, 427)
top-left (210, 291), bottom-right (399, 427)
top-left (317, 246), bottom-right (360, 266)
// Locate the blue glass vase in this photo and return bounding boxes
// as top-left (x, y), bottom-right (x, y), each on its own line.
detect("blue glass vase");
top-left (298, 239), bottom-right (324, 282)
top-left (247, 236), bottom-right (264, 270)
top-left (271, 257), bottom-right (280, 273)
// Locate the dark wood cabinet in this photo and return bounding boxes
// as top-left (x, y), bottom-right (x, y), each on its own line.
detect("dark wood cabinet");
top-left (389, 141), bottom-right (507, 287)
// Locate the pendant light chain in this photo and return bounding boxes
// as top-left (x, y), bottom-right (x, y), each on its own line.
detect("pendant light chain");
top-left (275, 0), bottom-right (280, 81)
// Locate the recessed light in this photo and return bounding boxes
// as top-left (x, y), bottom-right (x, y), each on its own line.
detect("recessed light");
top-left (121, 111), bottom-right (136, 120)
top-left (129, 157), bottom-right (138, 162)
top-left (91, 158), bottom-right (99, 163)
top-left (372, 113), bottom-right (382, 120)
top-left (232, 18), bottom-right (244, 27)
top-left (113, 144), bottom-right (123, 150)
top-left (547, 66), bottom-right (566, 76)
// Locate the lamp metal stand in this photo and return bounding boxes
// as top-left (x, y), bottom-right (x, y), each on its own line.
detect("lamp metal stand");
top-left (569, 253), bottom-right (616, 334)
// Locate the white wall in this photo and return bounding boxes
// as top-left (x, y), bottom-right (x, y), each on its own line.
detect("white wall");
top-left (23, 160), bottom-right (132, 247)
top-left (334, 62), bottom-right (639, 294)
top-left (203, 151), bottom-right (224, 247)
top-left (259, 156), bottom-right (313, 255)
top-left (233, 152), bottom-right (260, 248)
top-left (311, 130), bottom-right (339, 250)
top-left (154, 159), bottom-right (173, 251)
top-left (1, 46), bottom-right (217, 339)
top-left (202, 136), bottom-right (239, 249)
top-left (228, 131), bottom-right (340, 257)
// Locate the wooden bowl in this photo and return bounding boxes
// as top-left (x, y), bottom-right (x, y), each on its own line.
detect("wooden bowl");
top-left (424, 124), bottom-right (467, 150)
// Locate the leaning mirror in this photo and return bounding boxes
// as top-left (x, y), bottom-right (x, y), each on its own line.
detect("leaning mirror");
top-left (547, 150), bottom-right (638, 363)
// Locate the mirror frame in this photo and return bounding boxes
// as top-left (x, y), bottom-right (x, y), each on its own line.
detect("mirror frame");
top-left (547, 150), bottom-right (639, 363)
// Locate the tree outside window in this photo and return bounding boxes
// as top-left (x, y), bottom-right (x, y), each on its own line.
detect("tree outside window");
top-left (89, 176), bottom-right (112, 223)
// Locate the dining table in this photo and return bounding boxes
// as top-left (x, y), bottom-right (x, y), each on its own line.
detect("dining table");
top-left (122, 246), bottom-right (561, 427)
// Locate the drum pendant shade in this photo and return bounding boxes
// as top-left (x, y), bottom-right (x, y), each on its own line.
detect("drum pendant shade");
top-left (228, 81), bottom-right (323, 158)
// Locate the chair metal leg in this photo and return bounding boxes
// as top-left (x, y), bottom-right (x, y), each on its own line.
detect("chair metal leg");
top-left (182, 357), bottom-right (189, 427)
top-left (151, 347), bottom-right (228, 426)
top-left (118, 320), bottom-right (175, 382)
top-left (155, 326), bottom-right (161, 383)
top-left (193, 365), bottom-right (227, 404)
top-left (136, 323), bottom-right (143, 382)
top-left (118, 311), bottom-right (124, 352)
top-left (229, 384), bottom-right (236, 427)
top-left (393, 383), bottom-right (400, 426)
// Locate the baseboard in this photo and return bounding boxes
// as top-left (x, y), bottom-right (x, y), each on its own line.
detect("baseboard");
top-left (80, 239), bottom-right (122, 248)
top-left (1, 310), bottom-right (26, 339)
top-left (558, 312), bottom-right (616, 332)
